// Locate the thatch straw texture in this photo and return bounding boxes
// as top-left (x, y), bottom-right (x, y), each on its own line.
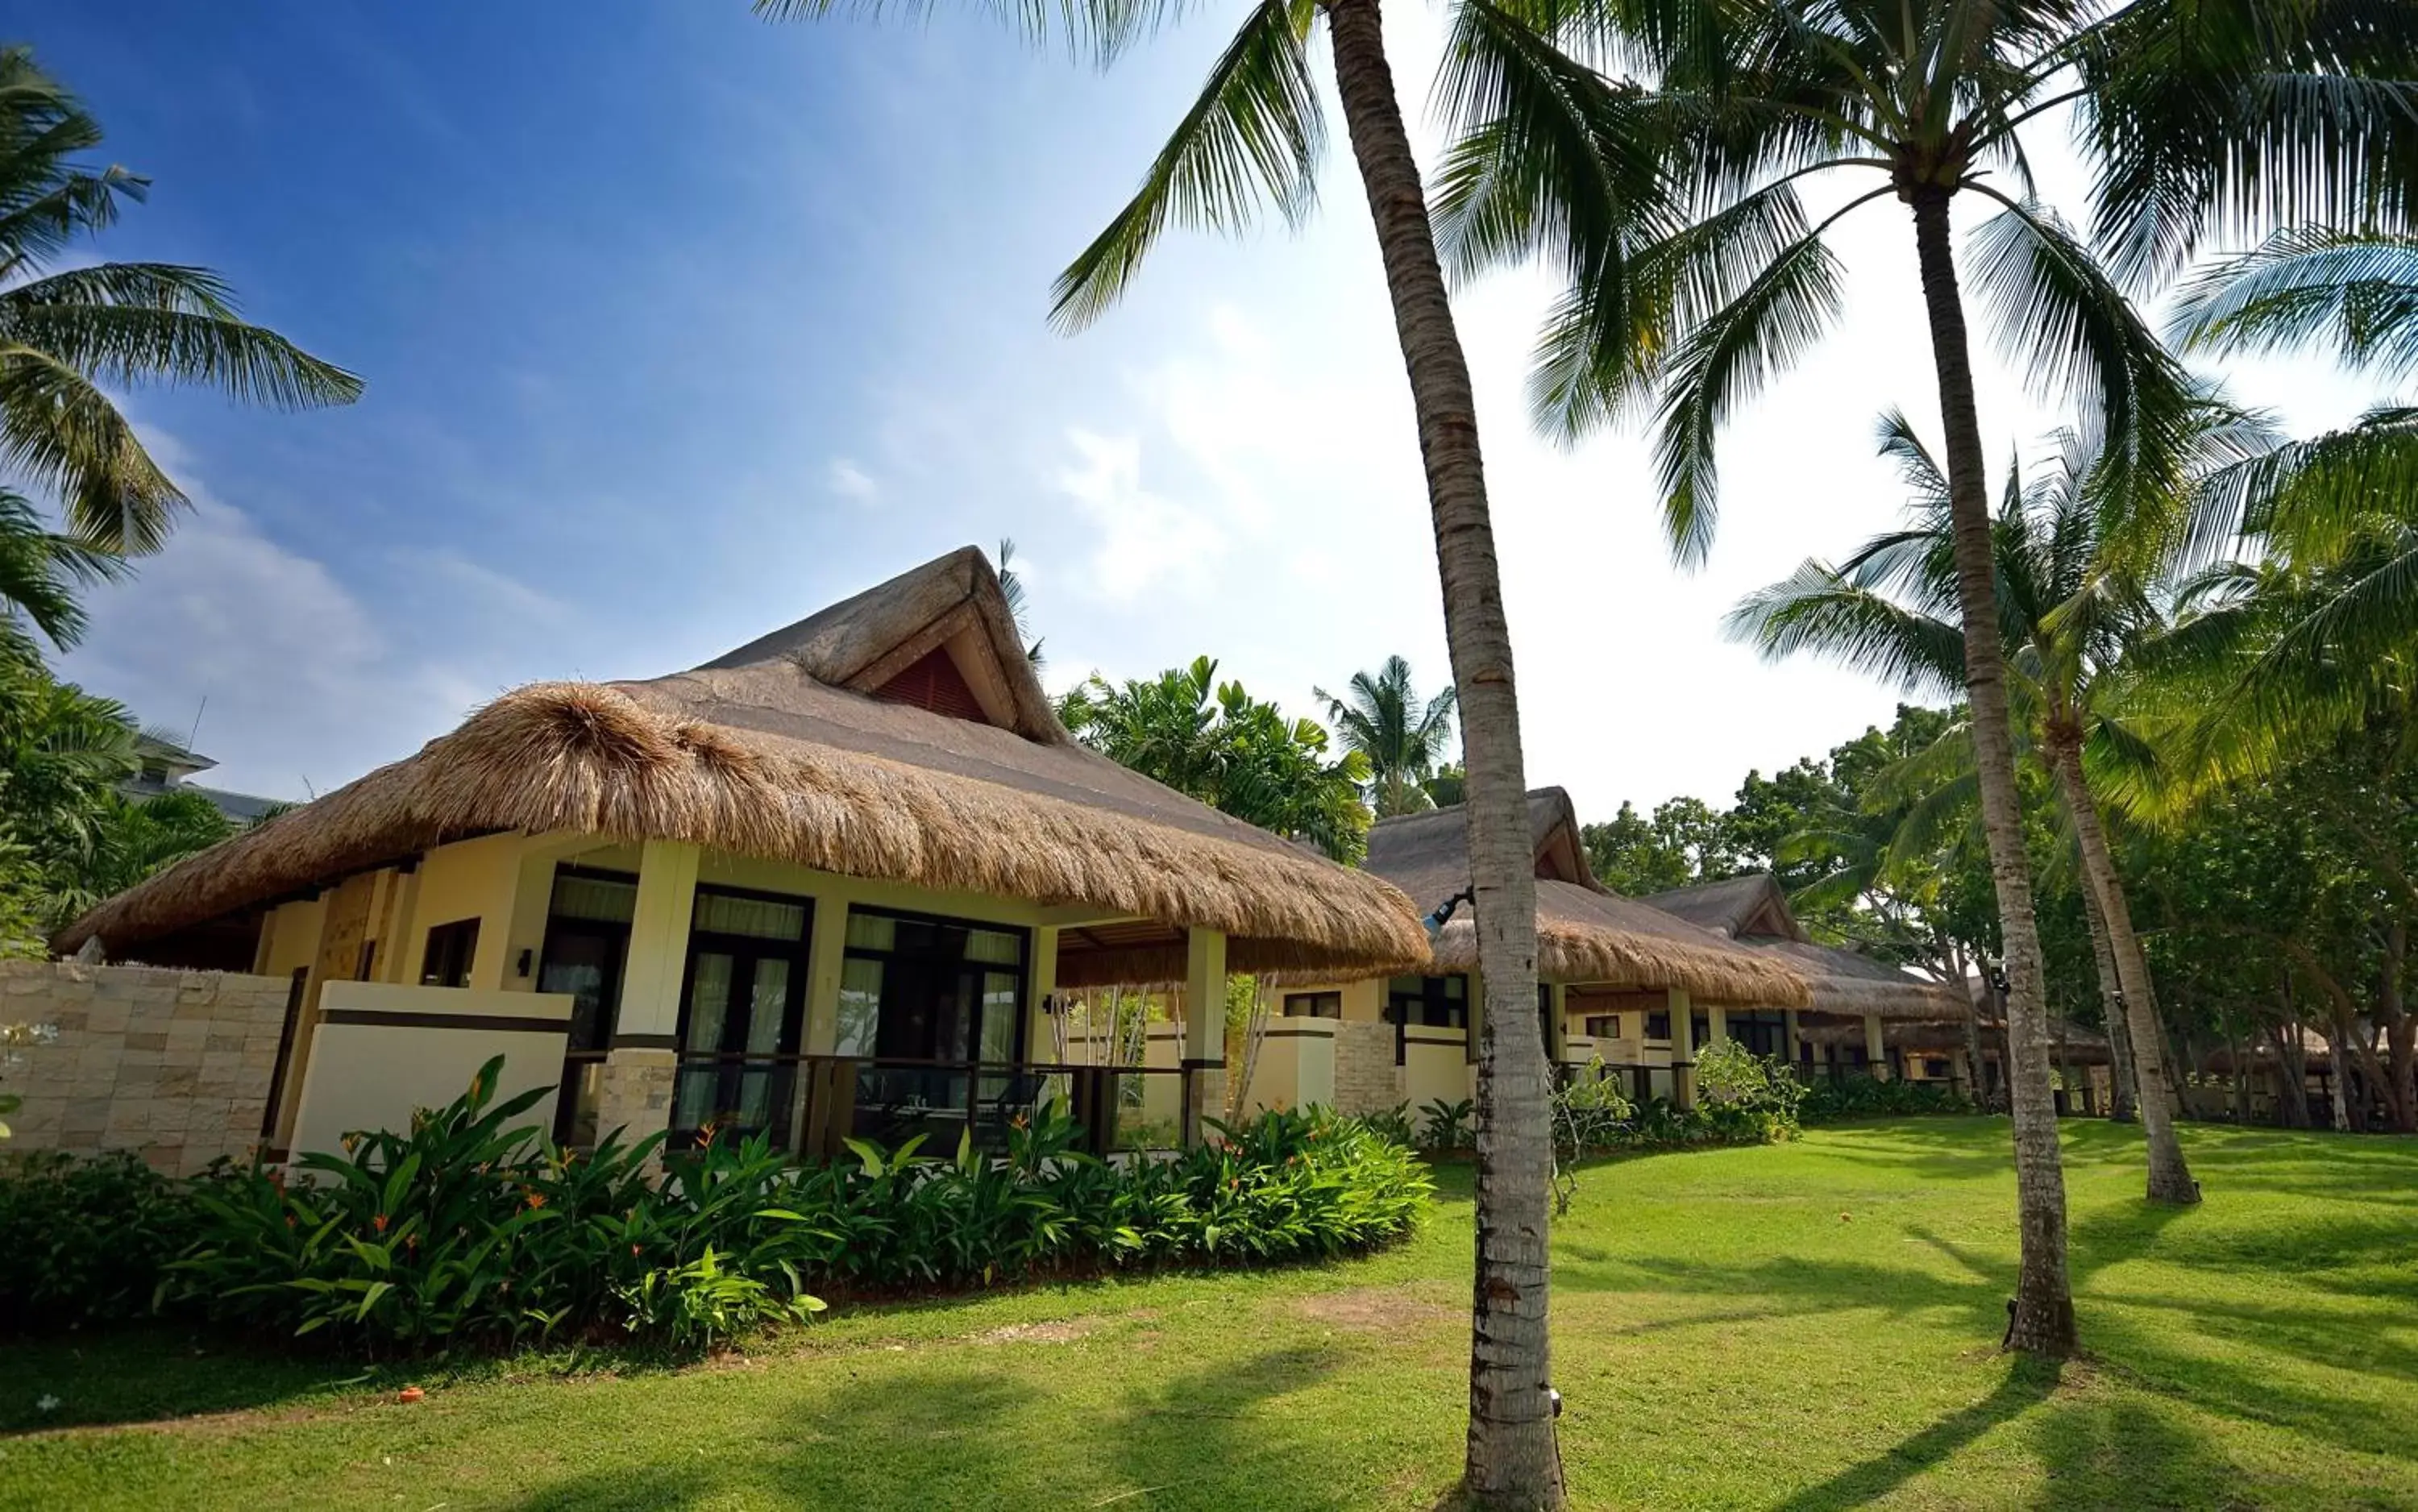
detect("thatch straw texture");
top-left (60, 550), bottom-right (1431, 985)
top-left (1641, 874), bottom-right (1971, 1020)
top-left (1742, 939), bottom-right (1973, 1020)
top-left (1366, 790), bottom-right (1810, 1007)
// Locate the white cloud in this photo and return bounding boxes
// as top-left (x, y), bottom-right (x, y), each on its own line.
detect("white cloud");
top-left (1052, 427), bottom-right (1227, 601)
top-left (57, 492), bottom-right (476, 803)
top-left (828, 457), bottom-right (879, 502)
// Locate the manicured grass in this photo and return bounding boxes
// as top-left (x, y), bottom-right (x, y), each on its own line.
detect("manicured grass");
top-left (2, 1119), bottom-right (2414, 1510)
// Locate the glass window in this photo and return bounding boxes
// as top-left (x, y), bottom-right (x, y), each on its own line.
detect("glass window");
top-left (836, 957), bottom-right (883, 1057)
top-left (419, 918), bottom-right (480, 988)
top-left (1645, 1010), bottom-right (1672, 1041)
top-left (965, 928), bottom-right (1024, 966)
top-left (845, 912), bottom-right (895, 952)
top-left (549, 871), bottom-right (637, 923)
top-left (694, 891), bottom-right (808, 941)
top-left (1385, 974), bottom-right (1469, 1029)
top-left (1585, 1015), bottom-right (1621, 1039)
top-left (1284, 991), bottom-right (1341, 1019)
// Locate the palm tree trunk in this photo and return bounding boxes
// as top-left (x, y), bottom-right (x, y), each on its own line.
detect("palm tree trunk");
top-left (2076, 878), bottom-right (2138, 1121)
top-left (1322, 0), bottom-right (1558, 1502)
top-left (1906, 189), bottom-right (2076, 1356)
top-left (2046, 741), bottom-right (2198, 1202)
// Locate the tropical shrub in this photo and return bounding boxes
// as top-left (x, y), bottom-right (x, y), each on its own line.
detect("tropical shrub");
top-left (0, 1149), bottom-right (198, 1331)
top-left (5, 1061), bottom-right (1431, 1355)
top-left (1801, 1075), bottom-right (1975, 1122)
top-left (1418, 1096), bottom-right (1474, 1151)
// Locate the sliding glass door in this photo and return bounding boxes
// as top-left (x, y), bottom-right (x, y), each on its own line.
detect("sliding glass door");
top-left (835, 907), bottom-right (1029, 1149)
top-left (671, 888), bottom-right (812, 1145)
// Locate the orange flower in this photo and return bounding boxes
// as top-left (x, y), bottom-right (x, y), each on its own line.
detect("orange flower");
top-left (525, 1190), bottom-right (547, 1210)
top-left (372, 1214), bottom-right (389, 1234)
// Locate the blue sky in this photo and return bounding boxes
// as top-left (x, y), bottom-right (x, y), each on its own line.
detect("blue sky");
top-left (13, 2), bottom-right (2394, 820)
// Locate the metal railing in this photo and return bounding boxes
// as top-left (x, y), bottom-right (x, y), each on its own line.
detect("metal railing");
top-left (655, 1052), bottom-right (1190, 1159)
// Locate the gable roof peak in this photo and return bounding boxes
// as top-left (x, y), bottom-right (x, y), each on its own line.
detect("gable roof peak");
top-left (696, 546), bottom-right (1065, 742)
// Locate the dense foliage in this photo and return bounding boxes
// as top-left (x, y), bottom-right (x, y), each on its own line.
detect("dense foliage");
top-left (0, 651), bottom-right (238, 948)
top-left (1058, 656), bottom-right (1373, 862)
top-left (1, 1059), bottom-right (1432, 1354)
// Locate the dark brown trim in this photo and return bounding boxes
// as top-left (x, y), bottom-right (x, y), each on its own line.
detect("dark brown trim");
top-left (1257, 1028), bottom-right (1336, 1041)
top-left (1179, 1057), bottom-right (1226, 1071)
top-left (322, 1008), bottom-right (567, 1035)
top-left (612, 1032), bottom-right (680, 1050)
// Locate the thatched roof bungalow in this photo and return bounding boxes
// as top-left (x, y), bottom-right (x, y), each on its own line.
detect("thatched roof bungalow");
top-left (1242, 789), bottom-right (1808, 1119)
top-left (65, 547), bottom-right (1427, 1157)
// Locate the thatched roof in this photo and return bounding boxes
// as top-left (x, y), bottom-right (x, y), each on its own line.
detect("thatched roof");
top-left (1800, 1011), bottom-right (2109, 1064)
top-left (60, 548), bottom-right (1430, 984)
top-left (1647, 873), bottom-right (1804, 941)
top-left (1643, 874), bottom-right (1970, 1021)
top-left (1365, 790), bottom-right (1809, 1007)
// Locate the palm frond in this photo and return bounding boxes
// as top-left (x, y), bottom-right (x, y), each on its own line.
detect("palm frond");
top-left (1, 263), bottom-right (363, 409)
top-left (1049, 0), bottom-right (1320, 331)
top-left (2168, 229), bottom-right (2418, 379)
top-left (1725, 559), bottom-right (1968, 698)
top-left (1648, 213), bottom-right (1853, 564)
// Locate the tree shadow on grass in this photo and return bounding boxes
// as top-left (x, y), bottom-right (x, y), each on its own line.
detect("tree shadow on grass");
top-left (0, 1325), bottom-right (420, 1435)
top-left (1768, 1360), bottom-right (2060, 1511)
top-left (496, 1343), bottom-right (1359, 1512)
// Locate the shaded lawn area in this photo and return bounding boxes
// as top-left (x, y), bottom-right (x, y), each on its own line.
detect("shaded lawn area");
top-left (3, 1119), bottom-right (2415, 1510)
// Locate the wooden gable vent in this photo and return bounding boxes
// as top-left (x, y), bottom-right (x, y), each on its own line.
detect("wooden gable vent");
top-left (871, 646), bottom-right (989, 723)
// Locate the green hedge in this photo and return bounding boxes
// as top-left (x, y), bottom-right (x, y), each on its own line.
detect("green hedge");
top-left (1799, 1075), bottom-right (1975, 1121)
top-left (0, 1057), bottom-right (1431, 1353)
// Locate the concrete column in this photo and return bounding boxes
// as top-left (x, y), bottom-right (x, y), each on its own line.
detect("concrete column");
top-left (1706, 1003), bottom-right (1730, 1048)
top-left (1668, 987), bottom-right (1696, 1108)
top-left (1546, 981), bottom-right (1568, 1066)
top-left (1863, 1013), bottom-right (1889, 1080)
top-left (1784, 1007), bottom-right (1803, 1066)
top-left (1182, 927), bottom-right (1227, 1145)
top-left (615, 840), bottom-right (700, 1045)
top-left (800, 889), bottom-right (851, 1056)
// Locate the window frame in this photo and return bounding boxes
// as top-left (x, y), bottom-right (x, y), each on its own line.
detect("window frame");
top-left (839, 903), bottom-right (1033, 1066)
top-left (1282, 991), bottom-right (1342, 1020)
top-left (418, 917), bottom-right (481, 989)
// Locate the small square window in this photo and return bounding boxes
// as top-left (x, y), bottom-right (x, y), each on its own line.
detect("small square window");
top-left (420, 918), bottom-right (480, 989)
top-left (1645, 1010), bottom-right (1672, 1041)
top-left (1585, 1015), bottom-right (1621, 1039)
top-left (1283, 991), bottom-right (1342, 1019)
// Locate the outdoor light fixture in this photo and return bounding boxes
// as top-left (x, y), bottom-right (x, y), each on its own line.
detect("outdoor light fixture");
top-left (1423, 887), bottom-right (1475, 942)
top-left (516, 948), bottom-right (534, 980)
top-left (1988, 963), bottom-right (2011, 999)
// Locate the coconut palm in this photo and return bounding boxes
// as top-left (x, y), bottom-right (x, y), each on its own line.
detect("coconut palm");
top-left (0, 48), bottom-right (360, 554)
top-left (1731, 410), bottom-right (2225, 1206)
top-left (756, 0), bottom-right (1586, 1489)
top-left (1437, 0), bottom-right (2415, 1356)
top-left (0, 486), bottom-right (120, 654)
top-left (1318, 655), bottom-right (1459, 816)
top-left (2172, 231), bottom-right (2418, 384)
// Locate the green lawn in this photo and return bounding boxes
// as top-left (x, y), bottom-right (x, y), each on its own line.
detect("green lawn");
top-left (3, 1119), bottom-right (2414, 1510)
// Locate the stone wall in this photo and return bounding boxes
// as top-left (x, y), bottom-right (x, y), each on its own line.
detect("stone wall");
top-left (1, 961), bottom-right (294, 1176)
top-left (1332, 1020), bottom-right (1401, 1117)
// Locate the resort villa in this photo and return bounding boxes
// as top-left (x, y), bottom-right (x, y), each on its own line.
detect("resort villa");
top-left (1231, 791), bottom-right (1980, 1122)
top-left (48, 548), bottom-right (1429, 1163)
top-left (32, 546), bottom-right (1992, 1169)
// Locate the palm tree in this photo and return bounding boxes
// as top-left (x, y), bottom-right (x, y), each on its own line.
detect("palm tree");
top-left (758, 0), bottom-right (1575, 1491)
top-left (1438, 0), bottom-right (2412, 1356)
top-left (0, 48), bottom-right (360, 554)
top-left (1731, 411), bottom-right (2216, 1204)
top-left (1318, 655), bottom-right (1459, 816)
top-left (0, 486), bottom-right (121, 654)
